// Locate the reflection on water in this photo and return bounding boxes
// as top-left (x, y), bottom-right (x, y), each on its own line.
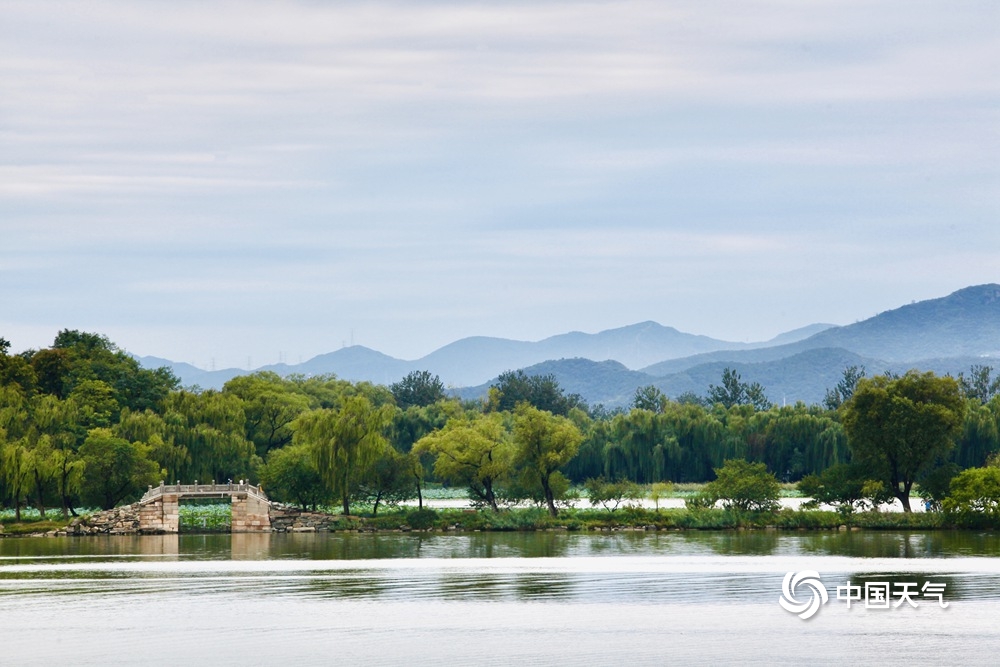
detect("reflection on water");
top-left (3, 529), bottom-right (1000, 564)
top-left (2, 531), bottom-right (1000, 666)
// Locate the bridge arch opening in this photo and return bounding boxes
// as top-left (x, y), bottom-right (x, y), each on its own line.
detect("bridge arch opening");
top-left (179, 497), bottom-right (232, 533)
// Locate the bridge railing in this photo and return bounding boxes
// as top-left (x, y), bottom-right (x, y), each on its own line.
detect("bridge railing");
top-left (140, 482), bottom-right (269, 504)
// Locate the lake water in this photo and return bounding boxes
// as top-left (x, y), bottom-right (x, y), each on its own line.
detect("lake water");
top-left (2, 531), bottom-right (999, 665)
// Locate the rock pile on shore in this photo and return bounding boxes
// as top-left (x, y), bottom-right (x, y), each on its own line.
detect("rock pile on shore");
top-left (61, 504), bottom-right (142, 535)
top-left (269, 505), bottom-right (348, 532)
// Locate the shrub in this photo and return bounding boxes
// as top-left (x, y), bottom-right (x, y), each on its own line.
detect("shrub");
top-left (406, 508), bottom-right (439, 530)
top-left (942, 466), bottom-right (1000, 527)
top-left (684, 493), bottom-right (718, 510)
top-left (798, 463), bottom-right (893, 515)
top-left (704, 459), bottom-right (780, 513)
top-left (674, 508), bottom-right (736, 529)
top-left (649, 482), bottom-right (674, 511)
top-left (917, 462), bottom-right (960, 512)
top-left (584, 477), bottom-right (643, 512)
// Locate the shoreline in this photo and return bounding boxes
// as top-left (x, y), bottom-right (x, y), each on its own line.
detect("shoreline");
top-left (2, 503), bottom-right (987, 538)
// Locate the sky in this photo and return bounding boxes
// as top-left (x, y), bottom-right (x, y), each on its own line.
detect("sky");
top-left (2, 1), bottom-right (998, 370)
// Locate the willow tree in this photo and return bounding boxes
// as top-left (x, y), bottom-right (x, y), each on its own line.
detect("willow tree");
top-left (294, 395), bottom-right (392, 516)
top-left (223, 372), bottom-right (311, 457)
top-left (413, 412), bottom-right (513, 511)
top-left (161, 391), bottom-right (255, 484)
top-left (606, 408), bottom-right (680, 483)
top-left (1, 439), bottom-right (33, 521)
top-left (842, 371), bottom-right (966, 512)
top-left (512, 405), bottom-right (582, 517)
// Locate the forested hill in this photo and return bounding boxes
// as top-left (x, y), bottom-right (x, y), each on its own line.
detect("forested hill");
top-left (141, 321), bottom-right (833, 390)
top-left (455, 349), bottom-right (993, 408)
top-left (140, 283), bottom-right (1000, 404)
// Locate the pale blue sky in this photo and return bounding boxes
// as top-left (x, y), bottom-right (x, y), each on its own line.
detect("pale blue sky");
top-left (2, 1), bottom-right (998, 369)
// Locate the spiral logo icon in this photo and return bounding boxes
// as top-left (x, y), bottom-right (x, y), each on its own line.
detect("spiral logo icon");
top-left (779, 570), bottom-right (828, 620)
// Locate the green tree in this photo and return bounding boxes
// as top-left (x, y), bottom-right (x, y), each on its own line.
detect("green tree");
top-left (631, 385), bottom-right (667, 413)
top-left (294, 395), bottom-right (392, 515)
top-left (958, 365), bottom-right (1000, 404)
top-left (30, 348), bottom-right (71, 398)
top-left (649, 481), bottom-right (673, 511)
top-left (1, 439), bottom-right (34, 521)
top-left (798, 462), bottom-right (892, 514)
top-left (487, 370), bottom-right (584, 416)
top-left (259, 444), bottom-right (329, 511)
top-left (942, 466), bottom-right (1000, 526)
top-left (707, 368), bottom-right (770, 411)
top-left (356, 449), bottom-right (417, 516)
top-left (68, 379), bottom-right (119, 429)
top-left (511, 405), bottom-right (583, 517)
top-left (743, 404), bottom-right (849, 481)
top-left (391, 400), bottom-right (462, 453)
top-left (953, 398), bottom-right (1000, 468)
top-left (917, 461), bottom-right (960, 511)
top-left (704, 459), bottom-right (781, 512)
top-left (115, 409), bottom-right (188, 485)
top-left (390, 371), bottom-right (446, 410)
top-left (413, 412), bottom-right (514, 511)
top-left (161, 391), bottom-right (256, 484)
top-left (0, 341), bottom-right (37, 393)
top-left (584, 477), bottom-right (642, 512)
top-left (605, 408), bottom-right (680, 483)
top-left (79, 428), bottom-right (162, 509)
top-left (823, 365), bottom-right (866, 410)
top-left (224, 372), bottom-right (311, 457)
top-left (0, 389), bottom-right (82, 518)
top-left (842, 371), bottom-right (967, 512)
top-left (660, 401), bottom-right (729, 483)
top-left (563, 412), bottom-right (608, 483)
top-left (286, 374), bottom-right (356, 410)
top-left (49, 329), bottom-right (178, 412)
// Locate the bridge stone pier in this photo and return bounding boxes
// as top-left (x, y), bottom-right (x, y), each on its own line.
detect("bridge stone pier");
top-left (231, 491), bottom-right (271, 532)
top-left (139, 492), bottom-right (180, 533)
top-left (138, 483), bottom-right (271, 533)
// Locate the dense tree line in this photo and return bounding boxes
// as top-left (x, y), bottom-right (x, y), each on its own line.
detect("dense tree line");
top-left (2, 332), bottom-right (999, 518)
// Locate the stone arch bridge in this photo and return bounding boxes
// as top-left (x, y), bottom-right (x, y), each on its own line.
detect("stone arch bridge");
top-left (138, 482), bottom-right (271, 533)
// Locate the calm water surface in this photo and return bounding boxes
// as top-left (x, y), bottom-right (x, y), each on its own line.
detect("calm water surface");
top-left (2, 531), bottom-right (999, 666)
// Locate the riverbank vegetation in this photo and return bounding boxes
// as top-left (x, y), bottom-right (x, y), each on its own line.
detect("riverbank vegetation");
top-left (2, 331), bottom-right (1000, 531)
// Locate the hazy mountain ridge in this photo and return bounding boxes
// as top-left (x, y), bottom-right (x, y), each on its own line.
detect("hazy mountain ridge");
top-left (800, 284), bottom-right (1000, 360)
top-left (143, 321), bottom-right (779, 390)
top-left (140, 284), bottom-right (1000, 404)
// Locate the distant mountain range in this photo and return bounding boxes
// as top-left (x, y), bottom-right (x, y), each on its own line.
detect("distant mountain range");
top-left (139, 284), bottom-right (1000, 407)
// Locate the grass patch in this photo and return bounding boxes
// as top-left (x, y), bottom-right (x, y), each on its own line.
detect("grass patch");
top-left (1, 519), bottom-right (72, 535)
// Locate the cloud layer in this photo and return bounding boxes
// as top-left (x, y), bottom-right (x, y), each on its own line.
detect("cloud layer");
top-left (2, 1), bottom-right (998, 368)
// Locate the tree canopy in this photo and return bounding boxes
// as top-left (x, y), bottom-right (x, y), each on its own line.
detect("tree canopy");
top-left (707, 368), bottom-right (770, 411)
top-left (487, 370), bottom-right (584, 416)
top-left (390, 370), bottom-right (447, 410)
top-left (511, 405), bottom-right (582, 516)
top-left (414, 412), bottom-right (513, 511)
top-left (294, 395), bottom-right (392, 515)
top-left (842, 371), bottom-right (966, 512)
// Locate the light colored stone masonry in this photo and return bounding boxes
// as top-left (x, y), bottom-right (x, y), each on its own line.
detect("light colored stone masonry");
top-left (230, 494), bottom-right (271, 533)
top-left (138, 494), bottom-right (180, 533)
